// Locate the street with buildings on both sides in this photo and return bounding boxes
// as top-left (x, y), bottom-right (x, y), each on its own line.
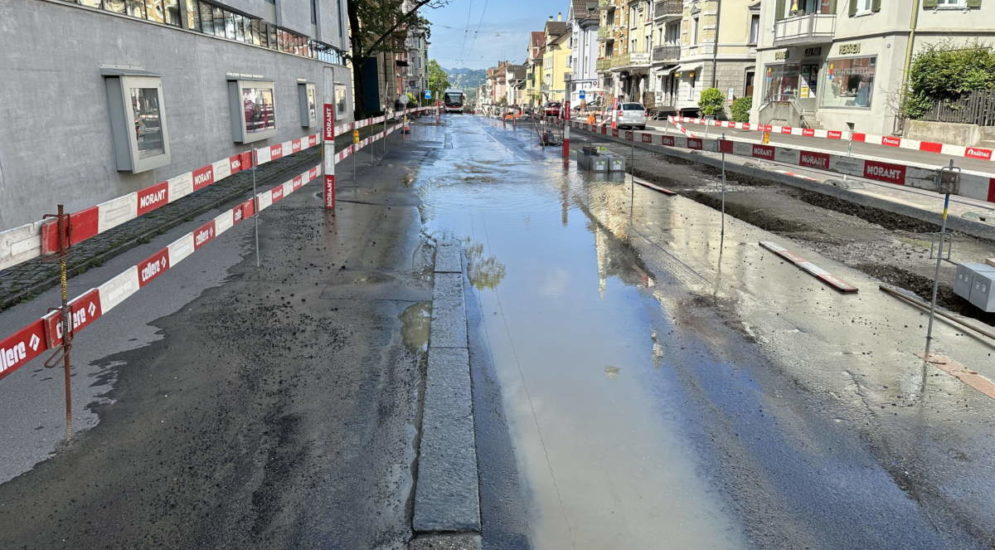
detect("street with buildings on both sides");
top-left (2, 0), bottom-right (995, 549)
top-left (0, 113), bottom-right (994, 549)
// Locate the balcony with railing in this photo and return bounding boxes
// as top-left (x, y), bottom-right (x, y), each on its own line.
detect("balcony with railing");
top-left (596, 57), bottom-right (613, 71)
top-left (773, 14), bottom-right (836, 46)
top-left (654, 0), bottom-right (683, 20)
top-left (597, 26), bottom-right (616, 40)
top-left (652, 45), bottom-right (680, 63)
top-left (598, 0), bottom-right (613, 7)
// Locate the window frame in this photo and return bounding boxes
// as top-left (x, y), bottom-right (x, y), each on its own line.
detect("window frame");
top-left (104, 73), bottom-right (172, 173)
top-left (228, 79), bottom-right (278, 143)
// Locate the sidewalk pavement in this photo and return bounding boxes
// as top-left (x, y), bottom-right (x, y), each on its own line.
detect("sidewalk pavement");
top-left (0, 126), bottom-right (390, 311)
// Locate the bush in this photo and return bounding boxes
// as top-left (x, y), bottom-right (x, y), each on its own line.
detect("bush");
top-left (904, 42), bottom-right (995, 119)
top-left (730, 96), bottom-right (752, 123)
top-left (698, 88), bottom-right (725, 117)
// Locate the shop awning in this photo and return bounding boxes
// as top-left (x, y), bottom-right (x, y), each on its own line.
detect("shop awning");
top-left (674, 64), bottom-right (702, 79)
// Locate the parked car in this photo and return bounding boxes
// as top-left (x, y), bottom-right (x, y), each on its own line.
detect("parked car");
top-left (615, 102), bottom-right (647, 129)
top-left (544, 101), bottom-right (562, 118)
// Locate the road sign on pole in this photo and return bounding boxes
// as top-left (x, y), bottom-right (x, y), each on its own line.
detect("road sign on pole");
top-left (579, 90), bottom-right (586, 100)
top-left (424, 90), bottom-right (432, 100)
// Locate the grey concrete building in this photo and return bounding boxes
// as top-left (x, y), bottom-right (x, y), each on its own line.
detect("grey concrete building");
top-left (0, 0), bottom-right (351, 230)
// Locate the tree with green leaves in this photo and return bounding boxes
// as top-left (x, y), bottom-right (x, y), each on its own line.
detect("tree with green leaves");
top-left (698, 88), bottom-right (725, 117)
top-left (903, 42), bottom-right (995, 120)
top-left (427, 60), bottom-right (450, 103)
top-left (346, 0), bottom-right (448, 116)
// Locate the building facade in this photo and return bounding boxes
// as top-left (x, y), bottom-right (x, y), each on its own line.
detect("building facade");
top-left (542, 18), bottom-right (572, 103)
top-left (525, 31), bottom-right (546, 107)
top-left (567, 0), bottom-right (602, 107)
top-left (0, 0), bottom-right (351, 231)
top-left (750, 0), bottom-right (995, 135)
top-left (664, 0), bottom-right (757, 115)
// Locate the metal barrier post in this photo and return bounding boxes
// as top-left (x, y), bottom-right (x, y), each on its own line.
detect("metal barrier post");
top-left (352, 128), bottom-right (360, 183)
top-left (252, 151), bottom-right (261, 265)
top-left (924, 160), bottom-right (961, 362)
top-left (42, 205), bottom-right (74, 441)
top-left (720, 133), bottom-right (727, 241)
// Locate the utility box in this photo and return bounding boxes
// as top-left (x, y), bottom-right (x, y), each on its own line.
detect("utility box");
top-left (954, 262), bottom-right (995, 312)
top-left (969, 268), bottom-right (995, 312)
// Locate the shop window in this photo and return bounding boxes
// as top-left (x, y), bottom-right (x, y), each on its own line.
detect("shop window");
top-left (299, 83), bottom-right (318, 128)
top-left (821, 56), bottom-right (875, 108)
top-left (228, 80), bottom-right (277, 143)
top-left (763, 64), bottom-right (800, 103)
top-left (334, 83), bottom-right (348, 115)
top-left (104, 73), bottom-right (171, 173)
top-left (105, 0), bottom-right (125, 12)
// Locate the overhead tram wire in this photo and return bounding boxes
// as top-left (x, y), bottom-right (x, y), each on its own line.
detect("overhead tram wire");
top-left (456, 0), bottom-right (474, 67)
top-left (463, 0), bottom-right (489, 63)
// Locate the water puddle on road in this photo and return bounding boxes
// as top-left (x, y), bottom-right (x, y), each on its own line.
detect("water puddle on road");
top-left (417, 117), bottom-right (745, 549)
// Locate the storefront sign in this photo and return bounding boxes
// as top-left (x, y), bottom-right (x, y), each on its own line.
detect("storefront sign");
top-left (774, 50), bottom-right (790, 61)
top-left (839, 43), bottom-right (861, 55)
top-left (804, 47), bottom-right (823, 58)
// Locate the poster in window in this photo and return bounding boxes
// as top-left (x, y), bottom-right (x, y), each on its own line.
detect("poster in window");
top-left (130, 87), bottom-right (166, 159)
top-left (821, 56), bottom-right (875, 108)
top-left (104, 74), bottom-right (171, 173)
top-left (229, 80), bottom-right (277, 143)
top-left (334, 83), bottom-right (348, 115)
top-left (242, 87), bottom-right (276, 133)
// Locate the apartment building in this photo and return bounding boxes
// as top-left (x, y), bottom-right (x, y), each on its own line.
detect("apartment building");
top-left (0, 0), bottom-right (351, 230)
top-left (597, 0), bottom-right (652, 105)
top-left (543, 17), bottom-right (572, 103)
top-left (567, 0), bottom-right (602, 107)
top-left (526, 31), bottom-right (546, 107)
top-left (750, 0), bottom-right (995, 135)
top-left (661, 0), bottom-right (757, 114)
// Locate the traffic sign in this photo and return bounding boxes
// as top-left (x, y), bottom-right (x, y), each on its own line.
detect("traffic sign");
top-left (424, 90), bottom-right (432, 100)
top-left (579, 90), bottom-right (586, 100)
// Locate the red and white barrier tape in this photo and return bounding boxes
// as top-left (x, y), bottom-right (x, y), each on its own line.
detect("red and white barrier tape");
top-left (569, 121), bottom-right (995, 205)
top-left (0, 108), bottom-right (433, 273)
top-left (0, 121), bottom-right (406, 381)
top-left (668, 115), bottom-right (995, 163)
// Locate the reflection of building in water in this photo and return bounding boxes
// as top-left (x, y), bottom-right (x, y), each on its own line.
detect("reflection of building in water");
top-left (464, 241), bottom-right (507, 290)
top-left (580, 177), bottom-right (662, 297)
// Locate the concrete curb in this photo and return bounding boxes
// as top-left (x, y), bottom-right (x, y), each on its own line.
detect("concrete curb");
top-left (412, 240), bottom-right (481, 541)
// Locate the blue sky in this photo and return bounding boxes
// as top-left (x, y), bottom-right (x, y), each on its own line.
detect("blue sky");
top-left (424, 0), bottom-right (570, 70)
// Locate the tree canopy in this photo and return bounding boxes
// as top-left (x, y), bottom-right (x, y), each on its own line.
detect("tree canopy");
top-left (904, 42), bottom-right (995, 119)
top-left (427, 60), bottom-right (450, 101)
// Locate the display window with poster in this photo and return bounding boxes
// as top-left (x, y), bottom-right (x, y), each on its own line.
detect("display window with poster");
top-left (103, 71), bottom-right (171, 173)
top-left (821, 56), bottom-right (876, 108)
top-left (227, 79), bottom-right (277, 143)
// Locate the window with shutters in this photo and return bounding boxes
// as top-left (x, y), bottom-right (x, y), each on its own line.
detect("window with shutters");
top-left (854, 0), bottom-right (873, 14)
top-left (936, 0), bottom-right (966, 6)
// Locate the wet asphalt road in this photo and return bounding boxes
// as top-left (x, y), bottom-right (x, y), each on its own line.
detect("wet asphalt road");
top-left (418, 116), bottom-right (994, 549)
top-left (0, 139), bottom-right (433, 549)
top-left (0, 115), bottom-right (993, 549)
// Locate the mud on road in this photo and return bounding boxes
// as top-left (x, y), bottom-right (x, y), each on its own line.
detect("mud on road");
top-left (592, 139), bottom-right (995, 326)
top-left (0, 143), bottom-right (435, 549)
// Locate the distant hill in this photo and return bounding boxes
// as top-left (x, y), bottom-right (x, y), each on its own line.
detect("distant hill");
top-left (445, 67), bottom-right (487, 93)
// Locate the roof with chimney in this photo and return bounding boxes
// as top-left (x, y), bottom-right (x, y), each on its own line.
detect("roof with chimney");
top-left (544, 20), bottom-right (569, 38)
top-left (570, 0), bottom-right (600, 22)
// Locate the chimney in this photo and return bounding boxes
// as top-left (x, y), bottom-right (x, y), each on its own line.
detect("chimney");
top-left (548, 15), bottom-right (553, 21)
top-left (557, 12), bottom-right (562, 21)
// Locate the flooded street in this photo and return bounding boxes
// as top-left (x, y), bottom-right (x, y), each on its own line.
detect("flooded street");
top-left (416, 115), bottom-right (993, 549)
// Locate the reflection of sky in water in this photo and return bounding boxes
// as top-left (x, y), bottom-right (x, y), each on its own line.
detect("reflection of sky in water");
top-left (417, 118), bottom-right (745, 549)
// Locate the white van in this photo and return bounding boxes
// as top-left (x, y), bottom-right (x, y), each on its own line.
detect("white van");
top-left (615, 102), bottom-right (647, 129)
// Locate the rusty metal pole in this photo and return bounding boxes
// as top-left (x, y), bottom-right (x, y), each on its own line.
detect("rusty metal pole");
top-left (57, 204), bottom-right (73, 441)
